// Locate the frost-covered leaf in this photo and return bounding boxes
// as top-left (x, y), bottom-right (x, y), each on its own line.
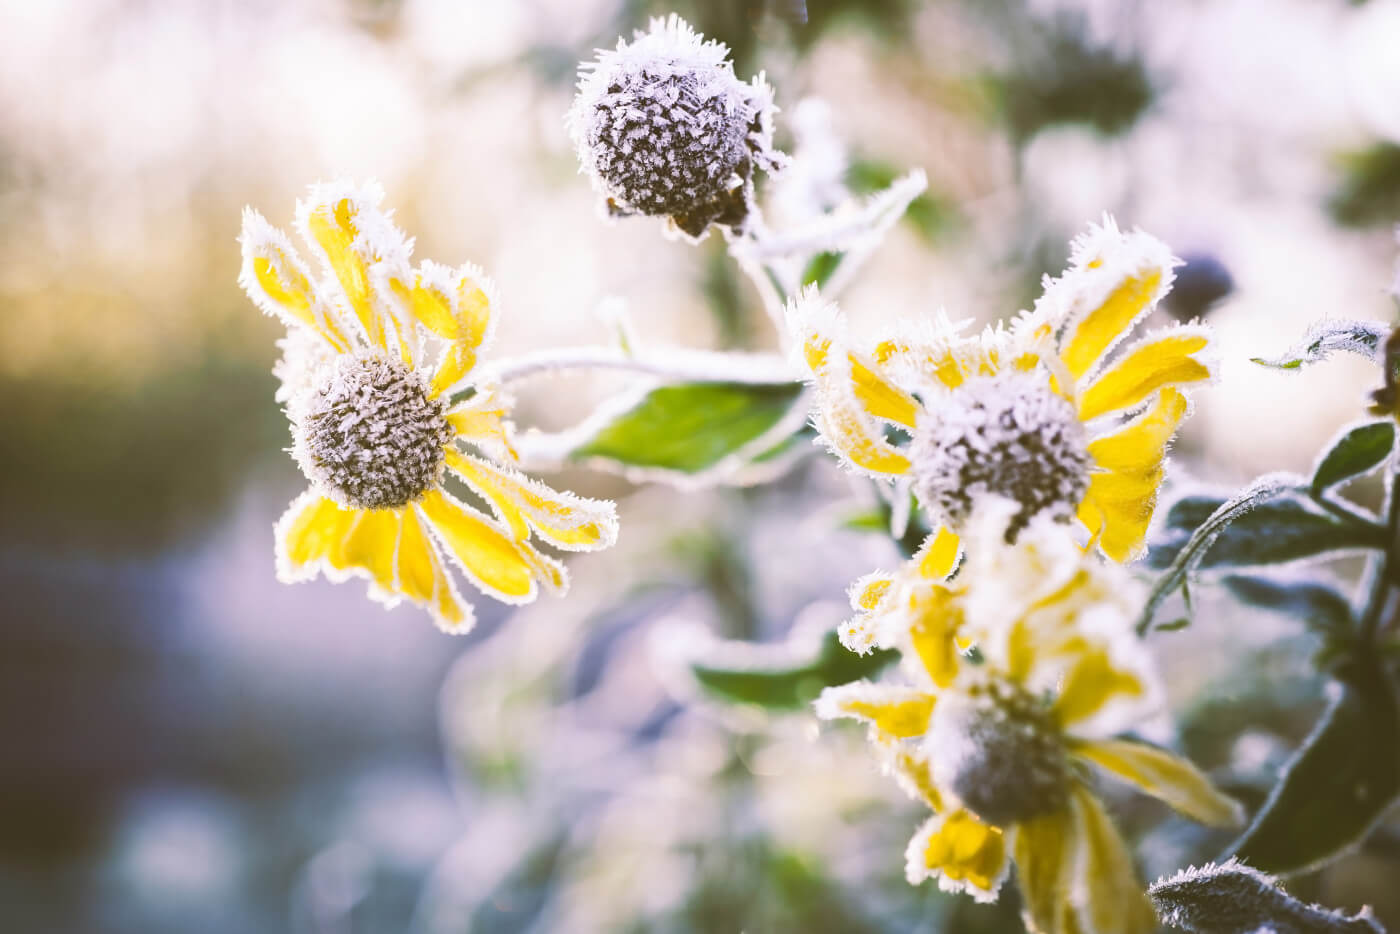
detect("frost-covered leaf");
top-left (1311, 420), bottom-right (1395, 494)
top-left (533, 380), bottom-right (809, 484)
top-left (1138, 476), bottom-right (1387, 633)
top-left (688, 629), bottom-right (898, 711)
top-left (1149, 857), bottom-right (1385, 933)
top-left (1250, 320), bottom-right (1388, 370)
top-left (801, 251), bottom-right (843, 289)
top-left (1221, 575), bottom-right (1355, 637)
top-left (1228, 655), bottom-right (1400, 876)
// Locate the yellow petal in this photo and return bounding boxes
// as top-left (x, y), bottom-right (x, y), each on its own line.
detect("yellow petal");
top-left (445, 447), bottom-right (618, 551)
top-left (909, 587), bottom-right (964, 689)
top-left (335, 507), bottom-right (401, 597)
top-left (1071, 738), bottom-right (1244, 828)
top-left (275, 491), bottom-right (357, 581)
top-left (238, 209), bottom-right (351, 351)
top-left (417, 489), bottom-right (544, 603)
top-left (1014, 805), bottom-right (1076, 934)
top-left (1051, 644), bottom-right (1149, 732)
top-left (916, 526), bottom-right (962, 579)
top-left (789, 296), bottom-right (912, 475)
top-left (1064, 786), bottom-right (1157, 934)
top-left (296, 181), bottom-right (412, 351)
top-left (1078, 327), bottom-right (1211, 421)
top-left (446, 385), bottom-right (517, 456)
top-left (905, 809), bottom-right (1011, 900)
top-left (850, 356), bottom-right (919, 428)
top-left (1086, 388), bottom-right (1188, 476)
top-left (1060, 269), bottom-right (1165, 381)
top-left (886, 746), bottom-right (945, 812)
top-left (813, 682), bottom-right (935, 739)
top-left (398, 508), bottom-right (472, 632)
top-left (387, 261), bottom-right (497, 396)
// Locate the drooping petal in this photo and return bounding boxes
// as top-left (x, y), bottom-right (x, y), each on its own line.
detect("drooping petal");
top-left (336, 507), bottom-right (402, 598)
top-left (786, 291), bottom-right (913, 476)
top-left (1063, 786), bottom-right (1157, 934)
top-left (397, 507), bottom-right (473, 632)
top-left (813, 681), bottom-right (935, 740)
top-left (905, 810), bottom-right (1013, 902)
top-left (296, 179), bottom-right (411, 351)
top-left (1071, 738), bottom-right (1244, 828)
top-left (238, 209), bottom-right (351, 351)
top-left (275, 490), bottom-right (358, 583)
top-left (417, 488), bottom-right (556, 604)
top-left (1014, 805), bottom-right (1076, 934)
top-left (1077, 325), bottom-right (1213, 421)
top-left (1039, 219), bottom-right (1176, 382)
top-left (444, 448), bottom-right (619, 551)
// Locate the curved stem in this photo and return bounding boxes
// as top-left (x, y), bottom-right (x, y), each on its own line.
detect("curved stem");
top-left (483, 346), bottom-right (794, 387)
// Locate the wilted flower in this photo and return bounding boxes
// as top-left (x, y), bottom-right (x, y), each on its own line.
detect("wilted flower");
top-left (816, 502), bottom-right (1242, 933)
top-left (567, 15), bottom-right (785, 241)
top-left (239, 180), bottom-right (618, 631)
top-left (789, 217), bottom-right (1215, 561)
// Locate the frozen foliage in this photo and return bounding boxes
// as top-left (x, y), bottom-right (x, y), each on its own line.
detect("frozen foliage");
top-left (1149, 859), bottom-right (1385, 934)
top-left (925, 680), bottom-right (1071, 826)
top-left (290, 354), bottom-right (453, 510)
top-left (909, 372), bottom-right (1092, 540)
top-left (567, 15), bottom-right (785, 241)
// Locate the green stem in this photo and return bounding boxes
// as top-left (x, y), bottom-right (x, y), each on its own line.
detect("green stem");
top-left (1357, 459), bottom-right (1400, 644)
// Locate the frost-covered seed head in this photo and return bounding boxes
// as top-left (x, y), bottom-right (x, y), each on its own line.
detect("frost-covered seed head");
top-left (567, 15), bottom-right (784, 240)
top-left (910, 373), bottom-right (1091, 540)
top-left (926, 681), bottom-right (1070, 827)
top-left (1148, 858), bottom-right (1384, 934)
top-left (294, 355), bottom-right (452, 510)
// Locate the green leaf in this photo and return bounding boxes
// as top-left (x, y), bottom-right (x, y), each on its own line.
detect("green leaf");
top-left (568, 380), bottom-right (808, 477)
top-left (1251, 319), bottom-right (1388, 370)
top-left (1221, 575), bottom-right (1355, 637)
top-left (690, 630), bottom-right (898, 711)
top-left (1138, 476), bottom-right (1386, 633)
top-left (1228, 655), bottom-right (1400, 875)
top-left (1311, 420), bottom-right (1395, 494)
top-left (801, 251), bottom-right (844, 288)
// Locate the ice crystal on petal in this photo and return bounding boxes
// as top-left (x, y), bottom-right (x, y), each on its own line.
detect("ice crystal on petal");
top-left (909, 373), bottom-right (1091, 540)
top-left (1149, 859), bottom-right (1384, 934)
top-left (567, 14), bottom-right (785, 241)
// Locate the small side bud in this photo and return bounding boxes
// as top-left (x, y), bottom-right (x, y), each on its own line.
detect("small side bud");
top-left (1148, 858), bottom-right (1385, 934)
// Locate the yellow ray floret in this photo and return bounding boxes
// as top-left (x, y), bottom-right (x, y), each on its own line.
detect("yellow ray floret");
top-left (1070, 737), bottom-right (1244, 828)
top-left (905, 809), bottom-right (1011, 899)
top-left (813, 682), bottom-right (935, 739)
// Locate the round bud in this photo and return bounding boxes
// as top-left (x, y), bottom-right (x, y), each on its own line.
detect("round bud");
top-left (910, 373), bottom-right (1091, 541)
top-left (293, 355), bottom-right (452, 510)
top-left (926, 683), bottom-right (1071, 827)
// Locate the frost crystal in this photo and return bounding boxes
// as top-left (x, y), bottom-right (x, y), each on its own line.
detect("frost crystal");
top-left (1148, 859), bottom-right (1384, 934)
top-left (909, 373), bottom-right (1091, 540)
top-left (567, 15), bottom-right (785, 241)
top-left (291, 354), bottom-right (453, 510)
top-left (926, 680), bottom-right (1070, 826)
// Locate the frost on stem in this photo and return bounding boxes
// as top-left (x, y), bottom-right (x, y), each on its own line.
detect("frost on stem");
top-left (289, 353), bottom-right (453, 510)
top-left (909, 372), bottom-right (1092, 540)
top-left (567, 15), bottom-right (786, 241)
top-left (1148, 859), bottom-right (1385, 934)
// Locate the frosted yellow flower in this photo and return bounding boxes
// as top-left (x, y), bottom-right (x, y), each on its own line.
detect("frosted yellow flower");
top-left (788, 218), bottom-right (1214, 561)
top-left (816, 502), bottom-right (1242, 933)
top-left (239, 180), bottom-right (619, 632)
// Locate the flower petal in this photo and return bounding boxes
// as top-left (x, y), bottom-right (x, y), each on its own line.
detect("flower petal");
top-left (813, 681), bottom-right (935, 739)
top-left (386, 260), bottom-right (499, 396)
top-left (275, 490), bottom-right (358, 583)
top-left (1078, 325), bottom-right (1213, 421)
top-left (1071, 738), bottom-right (1244, 828)
top-left (1040, 219), bottom-right (1176, 381)
top-left (444, 448), bottom-right (619, 551)
top-left (238, 209), bottom-right (351, 351)
top-left (296, 179), bottom-right (410, 350)
top-left (1014, 805), bottom-right (1076, 934)
top-left (417, 488), bottom-right (552, 603)
top-left (884, 745), bottom-right (945, 811)
top-left (839, 571), bottom-right (896, 654)
top-left (1064, 785), bottom-right (1157, 934)
top-left (905, 809), bottom-right (1012, 902)
top-left (446, 385), bottom-right (517, 459)
top-left (1051, 642), bottom-right (1151, 736)
top-left (787, 292), bottom-right (913, 476)
top-left (398, 507), bottom-right (473, 632)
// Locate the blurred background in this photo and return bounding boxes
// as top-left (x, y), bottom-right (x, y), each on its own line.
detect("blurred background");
top-left (3, 0), bottom-right (1400, 931)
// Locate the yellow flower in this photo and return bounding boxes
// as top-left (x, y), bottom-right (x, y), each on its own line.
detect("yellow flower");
top-left (239, 180), bottom-right (619, 632)
top-left (815, 503), bottom-right (1242, 933)
top-left (788, 217), bottom-right (1214, 562)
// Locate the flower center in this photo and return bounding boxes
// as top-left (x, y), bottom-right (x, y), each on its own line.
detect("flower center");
top-left (295, 355), bottom-right (452, 510)
top-left (926, 681), bottom-right (1071, 827)
top-left (910, 373), bottom-right (1091, 541)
